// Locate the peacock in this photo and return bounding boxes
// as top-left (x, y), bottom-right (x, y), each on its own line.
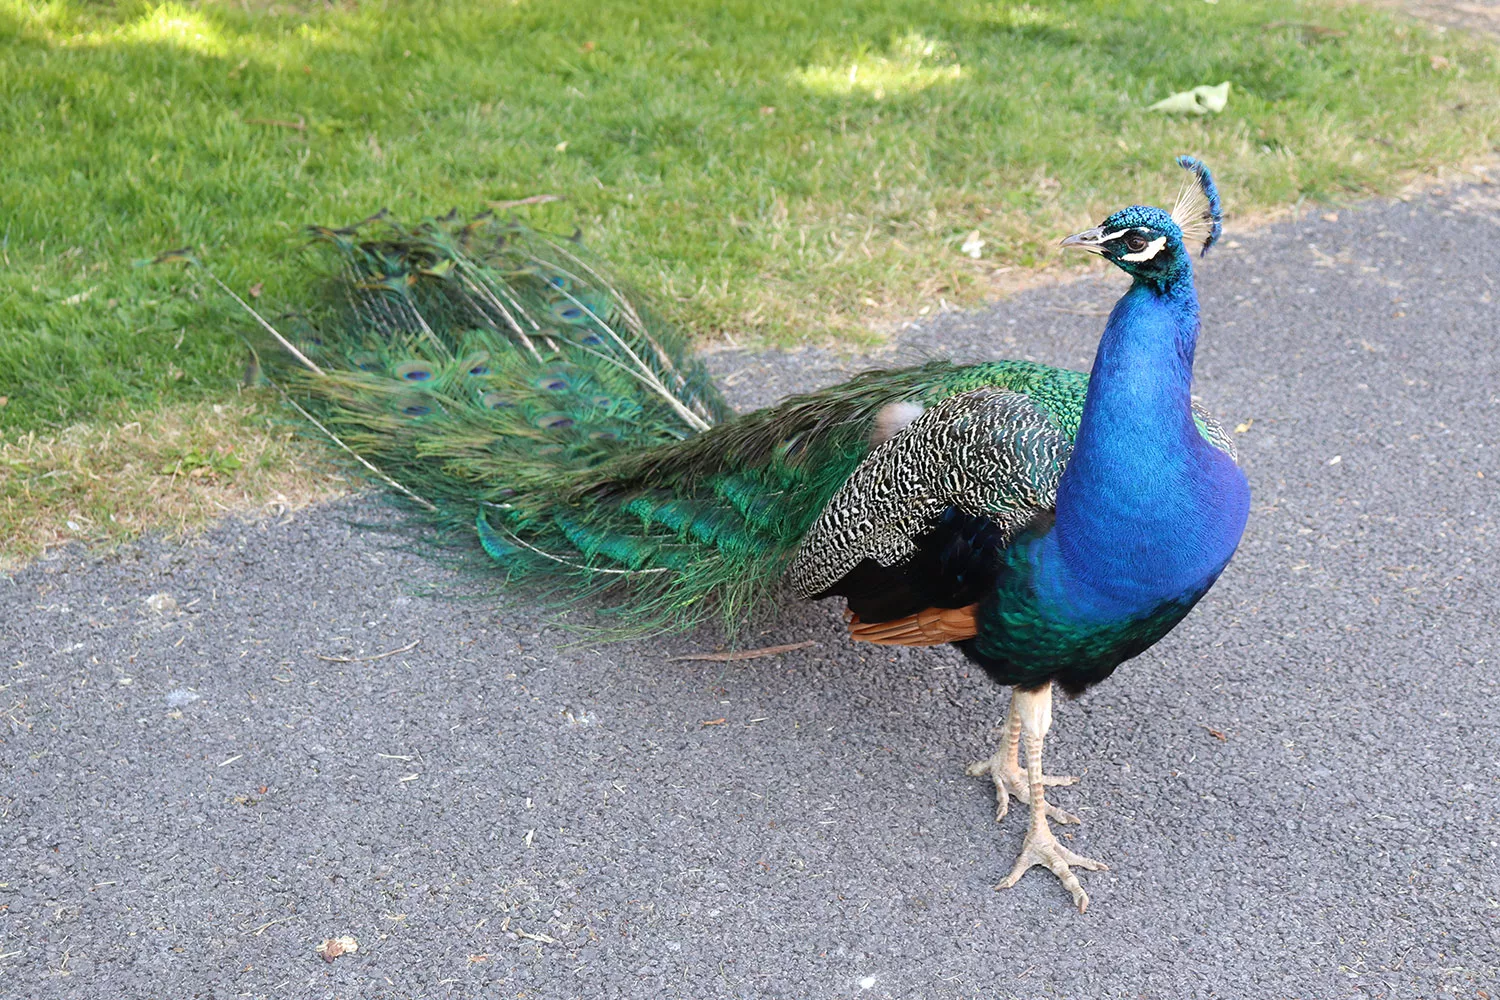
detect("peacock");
top-left (228, 155), bottom-right (1249, 912)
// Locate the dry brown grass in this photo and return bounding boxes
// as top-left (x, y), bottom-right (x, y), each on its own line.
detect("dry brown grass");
top-left (0, 395), bottom-right (348, 573)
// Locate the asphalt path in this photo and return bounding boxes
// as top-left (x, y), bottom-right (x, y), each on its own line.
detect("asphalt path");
top-left (3, 182), bottom-right (1498, 999)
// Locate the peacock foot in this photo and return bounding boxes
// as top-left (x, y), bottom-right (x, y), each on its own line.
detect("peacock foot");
top-left (965, 748), bottom-right (1080, 825)
top-left (995, 823), bottom-right (1108, 913)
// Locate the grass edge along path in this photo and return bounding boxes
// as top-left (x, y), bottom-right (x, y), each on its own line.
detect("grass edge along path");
top-left (0, 396), bottom-right (346, 573)
top-left (3, 0), bottom-right (1500, 568)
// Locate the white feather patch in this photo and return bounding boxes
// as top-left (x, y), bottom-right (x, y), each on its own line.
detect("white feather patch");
top-left (1120, 235), bottom-right (1167, 262)
top-left (870, 401), bottom-right (926, 446)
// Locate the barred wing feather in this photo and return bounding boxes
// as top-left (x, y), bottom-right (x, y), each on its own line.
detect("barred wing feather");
top-left (788, 389), bottom-right (1071, 599)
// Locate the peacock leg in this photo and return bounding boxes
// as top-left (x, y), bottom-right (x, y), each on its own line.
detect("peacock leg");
top-left (965, 686), bottom-right (1080, 824)
top-left (994, 683), bottom-right (1107, 912)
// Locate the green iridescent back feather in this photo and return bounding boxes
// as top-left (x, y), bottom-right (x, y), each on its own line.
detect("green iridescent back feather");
top-left (261, 215), bottom-right (1106, 634)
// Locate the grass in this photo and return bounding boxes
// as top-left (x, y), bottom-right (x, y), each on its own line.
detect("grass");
top-left (0, 397), bottom-right (345, 572)
top-left (1, 0), bottom-right (1498, 564)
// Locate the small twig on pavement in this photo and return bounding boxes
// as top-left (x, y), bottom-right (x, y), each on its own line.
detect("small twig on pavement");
top-left (668, 640), bottom-right (816, 663)
top-left (316, 639), bottom-right (421, 663)
top-left (249, 915), bottom-right (297, 936)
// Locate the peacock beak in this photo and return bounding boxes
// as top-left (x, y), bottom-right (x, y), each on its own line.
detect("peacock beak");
top-left (1060, 227), bottom-right (1108, 254)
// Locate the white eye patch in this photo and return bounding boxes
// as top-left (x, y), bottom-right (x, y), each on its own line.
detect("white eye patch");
top-left (1120, 235), bottom-right (1167, 262)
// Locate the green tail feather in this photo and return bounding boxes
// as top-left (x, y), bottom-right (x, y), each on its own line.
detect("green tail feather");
top-left (253, 213), bottom-right (1091, 635)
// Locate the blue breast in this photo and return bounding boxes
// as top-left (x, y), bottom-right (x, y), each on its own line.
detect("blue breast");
top-left (961, 272), bottom-right (1250, 693)
top-left (1049, 280), bottom-right (1249, 620)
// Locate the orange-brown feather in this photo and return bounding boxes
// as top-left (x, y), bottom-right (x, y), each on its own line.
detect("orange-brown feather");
top-left (846, 604), bottom-right (979, 646)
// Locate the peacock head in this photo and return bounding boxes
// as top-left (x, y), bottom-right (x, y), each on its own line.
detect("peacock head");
top-left (1060, 156), bottom-right (1222, 287)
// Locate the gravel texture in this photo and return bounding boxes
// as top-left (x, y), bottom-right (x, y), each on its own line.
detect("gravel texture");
top-left (3, 182), bottom-right (1498, 999)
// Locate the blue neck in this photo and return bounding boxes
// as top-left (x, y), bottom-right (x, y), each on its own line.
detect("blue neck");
top-left (1049, 272), bottom-right (1242, 615)
top-left (1070, 276), bottom-right (1201, 466)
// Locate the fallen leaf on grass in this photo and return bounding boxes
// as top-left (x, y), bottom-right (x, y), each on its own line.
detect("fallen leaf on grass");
top-left (1148, 81), bottom-right (1231, 115)
top-left (316, 935), bottom-right (359, 962)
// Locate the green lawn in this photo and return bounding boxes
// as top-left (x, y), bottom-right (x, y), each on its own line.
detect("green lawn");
top-left (2, 0), bottom-right (1498, 433)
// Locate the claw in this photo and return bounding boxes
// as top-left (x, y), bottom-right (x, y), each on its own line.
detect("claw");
top-left (966, 752), bottom-right (1082, 824)
top-left (995, 827), bottom-right (1109, 913)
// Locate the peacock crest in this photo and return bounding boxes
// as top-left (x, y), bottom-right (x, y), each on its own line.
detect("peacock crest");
top-left (1170, 154), bottom-right (1223, 255)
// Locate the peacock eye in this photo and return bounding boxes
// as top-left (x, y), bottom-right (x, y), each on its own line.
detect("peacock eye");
top-left (1125, 234), bottom-right (1149, 253)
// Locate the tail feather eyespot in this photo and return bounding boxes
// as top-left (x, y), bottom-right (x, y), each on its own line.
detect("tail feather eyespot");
top-left (393, 360), bottom-right (438, 382)
top-left (534, 371), bottom-right (573, 392)
top-left (392, 394), bottom-right (442, 418)
top-left (549, 302), bottom-right (589, 325)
